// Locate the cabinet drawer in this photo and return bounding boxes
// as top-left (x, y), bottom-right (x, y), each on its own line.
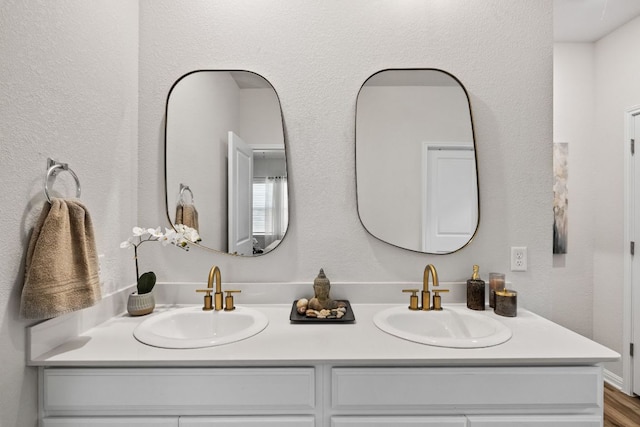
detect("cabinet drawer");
top-left (332, 366), bottom-right (602, 413)
top-left (331, 415), bottom-right (467, 426)
top-left (179, 416), bottom-right (315, 426)
top-left (42, 418), bottom-right (178, 426)
top-left (466, 415), bottom-right (602, 426)
top-left (43, 367), bottom-right (315, 416)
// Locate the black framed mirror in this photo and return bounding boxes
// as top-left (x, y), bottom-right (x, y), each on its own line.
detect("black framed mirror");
top-left (165, 70), bottom-right (288, 256)
top-left (355, 69), bottom-right (479, 254)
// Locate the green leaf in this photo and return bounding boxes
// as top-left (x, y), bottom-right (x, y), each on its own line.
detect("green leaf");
top-left (137, 271), bottom-right (156, 295)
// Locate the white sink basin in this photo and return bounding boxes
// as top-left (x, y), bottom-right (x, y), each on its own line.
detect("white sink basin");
top-left (373, 305), bottom-right (512, 348)
top-left (133, 306), bottom-right (269, 349)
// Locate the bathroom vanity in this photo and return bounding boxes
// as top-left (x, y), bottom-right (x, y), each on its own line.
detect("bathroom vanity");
top-left (29, 294), bottom-right (619, 427)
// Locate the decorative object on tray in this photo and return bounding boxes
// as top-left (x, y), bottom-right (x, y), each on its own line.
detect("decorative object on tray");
top-left (290, 268), bottom-right (355, 323)
top-left (121, 225), bottom-right (200, 316)
top-left (290, 300), bottom-right (355, 323)
top-left (309, 268), bottom-right (338, 310)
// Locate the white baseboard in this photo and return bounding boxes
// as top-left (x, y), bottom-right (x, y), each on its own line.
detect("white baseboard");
top-left (604, 368), bottom-right (624, 390)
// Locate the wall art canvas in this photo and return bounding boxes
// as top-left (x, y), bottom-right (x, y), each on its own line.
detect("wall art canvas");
top-left (553, 142), bottom-right (568, 254)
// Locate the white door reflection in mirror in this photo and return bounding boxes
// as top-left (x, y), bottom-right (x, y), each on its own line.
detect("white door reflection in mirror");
top-left (423, 145), bottom-right (477, 253)
top-left (356, 69), bottom-right (479, 254)
top-left (228, 131), bottom-right (253, 256)
top-left (165, 70), bottom-right (288, 256)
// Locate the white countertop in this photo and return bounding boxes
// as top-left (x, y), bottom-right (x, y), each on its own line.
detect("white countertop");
top-left (29, 303), bottom-right (620, 367)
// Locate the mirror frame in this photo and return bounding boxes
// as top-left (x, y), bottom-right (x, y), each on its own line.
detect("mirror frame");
top-left (354, 68), bottom-right (480, 254)
top-left (163, 69), bottom-right (290, 256)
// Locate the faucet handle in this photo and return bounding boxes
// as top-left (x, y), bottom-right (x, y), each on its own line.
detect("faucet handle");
top-left (402, 289), bottom-right (420, 310)
top-left (431, 289), bottom-right (449, 311)
top-left (196, 289), bottom-right (214, 311)
top-left (224, 290), bottom-right (241, 311)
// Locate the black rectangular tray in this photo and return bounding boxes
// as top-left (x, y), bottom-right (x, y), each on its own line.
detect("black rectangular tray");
top-left (289, 300), bottom-right (355, 323)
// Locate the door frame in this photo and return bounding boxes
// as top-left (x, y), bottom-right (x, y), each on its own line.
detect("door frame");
top-left (623, 105), bottom-right (640, 394)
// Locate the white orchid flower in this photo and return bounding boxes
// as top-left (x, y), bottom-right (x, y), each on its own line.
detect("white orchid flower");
top-left (148, 227), bottom-right (163, 238)
top-left (132, 226), bottom-right (147, 236)
top-left (160, 229), bottom-right (177, 246)
top-left (122, 225), bottom-right (194, 289)
top-left (174, 224), bottom-right (201, 243)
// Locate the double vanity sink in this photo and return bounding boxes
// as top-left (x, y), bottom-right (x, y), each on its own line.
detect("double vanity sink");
top-left (29, 285), bottom-right (620, 427)
top-left (132, 264), bottom-right (512, 350)
top-left (132, 303), bottom-right (512, 350)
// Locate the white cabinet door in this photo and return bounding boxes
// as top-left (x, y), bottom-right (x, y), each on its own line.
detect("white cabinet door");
top-left (466, 415), bottom-right (602, 426)
top-left (179, 416), bottom-right (315, 426)
top-left (331, 366), bottom-right (601, 413)
top-left (332, 416), bottom-right (467, 426)
top-left (42, 418), bottom-right (178, 427)
top-left (43, 367), bottom-right (315, 416)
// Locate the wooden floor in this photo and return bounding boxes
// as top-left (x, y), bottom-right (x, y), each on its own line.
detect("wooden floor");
top-left (604, 382), bottom-right (640, 426)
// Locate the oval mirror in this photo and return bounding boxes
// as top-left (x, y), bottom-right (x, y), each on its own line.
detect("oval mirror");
top-left (355, 69), bottom-right (478, 254)
top-left (165, 70), bottom-right (288, 256)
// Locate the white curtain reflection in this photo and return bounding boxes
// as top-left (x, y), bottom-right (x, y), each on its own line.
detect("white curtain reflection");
top-left (253, 176), bottom-right (288, 249)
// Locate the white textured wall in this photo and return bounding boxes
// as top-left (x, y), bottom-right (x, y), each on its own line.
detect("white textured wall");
top-left (0, 1), bottom-right (557, 422)
top-left (138, 0), bottom-right (554, 316)
top-left (593, 15), bottom-right (640, 378)
top-left (552, 43), bottom-right (596, 339)
top-left (0, 1), bottom-right (139, 425)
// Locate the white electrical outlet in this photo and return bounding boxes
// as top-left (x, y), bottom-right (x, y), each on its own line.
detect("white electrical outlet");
top-left (511, 247), bottom-right (527, 271)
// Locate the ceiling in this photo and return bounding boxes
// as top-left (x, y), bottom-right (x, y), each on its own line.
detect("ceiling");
top-left (554, 0), bottom-right (640, 42)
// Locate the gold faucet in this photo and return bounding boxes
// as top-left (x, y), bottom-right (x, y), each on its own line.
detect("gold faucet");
top-left (196, 265), bottom-right (224, 311)
top-left (422, 264), bottom-right (448, 310)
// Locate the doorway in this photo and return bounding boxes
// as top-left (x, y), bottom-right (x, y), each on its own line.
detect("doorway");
top-left (624, 105), bottom-right (640, 395)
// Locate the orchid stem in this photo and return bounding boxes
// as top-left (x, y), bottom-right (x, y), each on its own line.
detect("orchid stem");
top-left (133, 245), bottom-right (140, 281)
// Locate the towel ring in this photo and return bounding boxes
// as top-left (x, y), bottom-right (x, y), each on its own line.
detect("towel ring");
top-left (44, 158), bottom-right (81, 203)
top-left (179, 183), bottom-right (194, 205)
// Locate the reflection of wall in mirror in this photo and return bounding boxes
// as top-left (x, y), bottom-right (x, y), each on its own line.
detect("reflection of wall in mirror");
top-left (357, 85), bottom-right (473, 250)
top-left (239, 89), bottom-right (284, 149)
top-left (166, 71), bottom-right (284, 253)
top-left (167, 72), bottom-right (239, 251)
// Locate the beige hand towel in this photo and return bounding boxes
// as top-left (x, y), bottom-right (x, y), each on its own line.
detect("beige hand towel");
top-left (175, 203), bottom-right (199, 233)
top-left (21, 198), bottom-right (102, 319)
top-left (175, 204), bottom-right (183, 226)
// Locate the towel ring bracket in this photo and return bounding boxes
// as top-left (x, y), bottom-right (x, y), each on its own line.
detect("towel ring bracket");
top-left (44, 158), bottom-right (81, 203)
top-left (179, 183), bottom-right (194, 205)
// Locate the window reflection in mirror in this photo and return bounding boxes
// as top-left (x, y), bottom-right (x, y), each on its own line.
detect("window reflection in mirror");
top-left (355, 69), bottom-right (479, 254)
top-left (165, 71), bottom-right (288, 256)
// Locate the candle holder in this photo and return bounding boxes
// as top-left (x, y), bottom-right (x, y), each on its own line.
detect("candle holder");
top-left (495, 289), bottom-right (517, 317)
top-left (489, 272), bottom-right (505, 308)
